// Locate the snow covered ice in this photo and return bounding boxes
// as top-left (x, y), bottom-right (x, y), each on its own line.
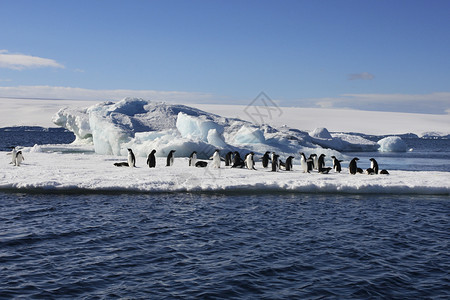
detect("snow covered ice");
top-left (1, 150), bottom-right (449, 195)
top-left (377, 136), bottom-right (408, 152)
top-left (1, 98), bottom-right (448, 195)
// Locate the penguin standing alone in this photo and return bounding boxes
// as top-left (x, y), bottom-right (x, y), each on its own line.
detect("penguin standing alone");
top-left (349, 157), bottom-right (359, 175)
top-left (317, 154), bottom-right (326, 173)
top-left (245, 152), bottom-right (256, 170)
top-left (189, 151), bottom-right (197, 167)
top-left (261, 151), bottom-right (271, 168)
top-left (369, 158), bottom-right (379, 174)
top-left (225, 151), bottom-right (233, 166)
top-left (166, 150), bottom-right (176, 166)
top-left (285, 156), bottom-right (294, 171)
top-left (147, 149), bottom-right (156, 168)
top-left (300, 152), bottom-right (310, 173)
top-left (271, 154), bottom-right (279, 172)
top-left (330, 156), bottom-right (343, 173)
top-left (127, 148), bottom-right (136, 168)
top-left (211, 149), bottom-right (221, 168)
top-left (9, 147), bottom-right (17, 164)
top-left (14, 151), bottom-right (24, 166)
top-left (231, 152), bottom-right (245, 168)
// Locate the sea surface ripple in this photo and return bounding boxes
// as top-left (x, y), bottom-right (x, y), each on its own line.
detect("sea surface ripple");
top-left (0, 192), bottom-right (448, 299)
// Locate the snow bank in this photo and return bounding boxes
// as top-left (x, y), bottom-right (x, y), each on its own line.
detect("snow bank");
top-left (378, 136), bottom-right (408, 152)
top-left (1, 151), bottom-right (448, 195)
top-left (53, 98), bottom-right (384, 158)
top-left (309, 128), bottom-right (379, 152)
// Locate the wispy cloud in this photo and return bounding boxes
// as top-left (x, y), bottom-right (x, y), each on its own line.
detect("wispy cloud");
top-left (0, 50), bottom-right (65, 70)
top-left (348, 72), bottom-right (375, 80)
top-left (302, 92), bottom-right (450, 114)
top-left (0, 85), bottom-right (217, 104)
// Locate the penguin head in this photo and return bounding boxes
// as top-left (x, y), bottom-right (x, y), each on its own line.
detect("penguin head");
top-left (151, 149), bottom-right (156, 154)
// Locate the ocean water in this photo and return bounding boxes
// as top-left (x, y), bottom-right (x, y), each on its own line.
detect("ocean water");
top-left (1, 127), bottom-right (449, 299)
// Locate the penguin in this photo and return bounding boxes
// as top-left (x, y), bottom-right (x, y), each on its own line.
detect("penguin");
top-left (357, 168), bottom-right (364, 174)
top-left (308, 154), bottom-right (316, 170)
top-left (114, 162), bottom-right (129, 167)
top-left (317, 154), bottom-right (326, 173)
top-left (245, 152), bottom-right (256, 170)
top-left (279, 160), bottom-right (286, 170)
top-left (147, 149), bottom-right (157, 168)
top-left (319, 167), bottom-right (332, 174)
top-left (311, 154), bottom-right (318, 170)
top-left (380, 169), bottom-right (390, 175)
top-left (195, 161), bottom-right (208, 167)
top-left (189, 151), bottom-right (197, 167)
top-left (366, 168), bottom-right (375, 175)
top-left (285, 156), bottom-right (294, 171)
top-left (261, 151), bottom-right (271, 168)
top-left (231, 151), bottom-right (245, 168)
top-left (225, 151), bottom-right (234, 166)
top-left (330, 156), bottom-right (343, 173)
top-left (14, 151), bottom-right (24, 166)
top-left (300, 152), bottom-right (310, 173)
top-left (349, 157), bottom-right (359, 175)
top-left (369, 158), bottom-right (379, 174)
top-left (211, 149), bottom-right (221, 168)
top-left (9, 147), bottom-right (17, 164)
top-left (271, 154), bottom-right (279, 172)
top-left (127, 148), bottom-right (136, 168)
top-left (166, 150), bottom-right (176, 166)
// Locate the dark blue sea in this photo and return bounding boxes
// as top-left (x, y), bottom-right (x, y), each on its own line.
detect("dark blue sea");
top-left (1, 127), bottom-right (449, 299)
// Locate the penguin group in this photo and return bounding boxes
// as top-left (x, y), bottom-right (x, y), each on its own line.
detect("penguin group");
top-left (113, 148), bottom-right (390, 175)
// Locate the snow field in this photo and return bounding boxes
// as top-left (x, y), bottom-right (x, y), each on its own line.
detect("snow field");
top-left (2, 151), bottom-right (449, 195)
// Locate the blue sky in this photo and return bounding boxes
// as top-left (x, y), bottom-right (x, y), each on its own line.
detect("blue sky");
top-left (1, 0), bottom-right (449, 114)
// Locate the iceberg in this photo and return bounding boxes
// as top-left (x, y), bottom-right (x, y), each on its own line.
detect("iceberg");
top-left (377, 136), bottom-right (408, 152)
top-left (52, 98), bottom-right (384, 158)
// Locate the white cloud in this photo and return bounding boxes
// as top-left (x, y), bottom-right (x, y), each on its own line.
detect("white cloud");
top-left (0, 50), bottom-right (64, 70)
top-left (0, 85), bottom-right (217, 104)
top-left (298, 92), bottom-right (450, 114)
top-left (348, 72), bottom-right (375, 80)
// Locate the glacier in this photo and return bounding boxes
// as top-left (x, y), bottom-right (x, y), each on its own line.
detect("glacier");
top-left (52, 98), bottom-right (383, 159)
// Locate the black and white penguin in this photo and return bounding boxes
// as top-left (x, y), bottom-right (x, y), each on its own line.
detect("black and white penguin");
top-left (366, 168), bottom-right (375, 175)
top-left (9, 146), bottom-right (17, 165)
top-left (271, 154), bottom-right (279, 172)
top-left (147, 149), bottom-right (156, 168)
top-left (357, 168), bottom-right (364, 174)
top-left (211, 149), bottom-right (221, 168)
top-left (320, 167), bottom-right (332, 174)
top-left (225, 151), bottom-right (234, 166)
top-left (14, 151), bottom-right (24, 166)
top-left (245, 152), bottom-right (256, 170)
top-left (127, 148), bottom-right (136, 168)
top-left (299, 152), bottom-right (307, 173)
top-left (285, 156), bottom-right (294, 171)
top-left (261, 151), bottom-right (271, 168)
top-left (311, 154), bottom-right (318, 170)
top-left (349, 157), bottom-right (359, 175)
top-left (195, 161), bottom-right (208, 167)
top-left (330, 156), bottom-right (342, 173)
top-left (380, 169), bottom-right (389, 175)
top-left (114, 162), bottom-right (129, 167)
top-left (231, 151), bottom-right (245, 168)
top-left (166, 150), bottom-right (176, 167)
top-left (317, 154), bottom-right (326, 173)
top-left (369, 158), bottom-right (379, 174)
top-left (189, 151), bottom-right (197, 167)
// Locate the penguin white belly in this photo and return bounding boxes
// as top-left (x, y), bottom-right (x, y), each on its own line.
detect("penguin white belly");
top-left (212, 152), bottom-right (221, 168)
